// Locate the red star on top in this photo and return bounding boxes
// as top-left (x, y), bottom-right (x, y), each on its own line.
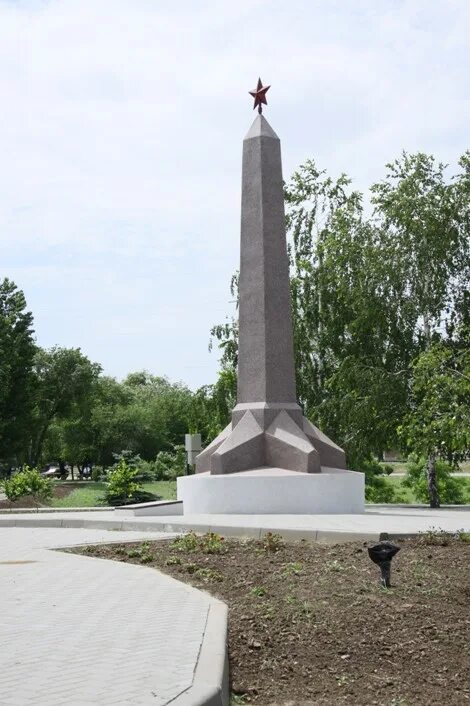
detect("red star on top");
top-left (249, 77), bottom-right (270, 114)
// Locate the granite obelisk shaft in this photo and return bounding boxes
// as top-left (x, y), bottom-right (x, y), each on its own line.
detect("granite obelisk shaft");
top-left (237, 115), bottom-right (297, 404)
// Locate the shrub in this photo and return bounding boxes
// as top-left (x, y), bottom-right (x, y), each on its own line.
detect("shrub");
top-left (154, 446), bottom-right (186, 481)
top-left (403, 458), bottom-right (466, 505)
top-left (136, 460), bottom-right (156, 482)
top-left (365, 476), bottom-right (399, 503)
top-left (104, 458), bottom-right (141, 506)
top-left (91, 466), bottom-right (105, 482)
top-left (352, 458), bottom-right (402, 503)
top-left (2, 467), bottom-right (53, 509)
top-left (199, 532), bottom-right (225, 554)
top-left (171, 531), bottom-right (200, 552)
top-left (382, 464), bottom-right (395, 476)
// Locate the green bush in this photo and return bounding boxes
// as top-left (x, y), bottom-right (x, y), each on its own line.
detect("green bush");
top-left (104, 458), bottom-right (142, 506)
top-left (172, 531), bottom-right (200, 552)
top-left (352, 458), bottom-right (402, 503)
top-left (154, 446), bottom-right (186, 481)
top-left (382, 464), bottom-right (395, 476)
top-left (2, 467), bottom-right (53, 508)
top-left (135, 460), bottom-right (156, 482)
top-left (91, 466), bottom-right (105, 482)
top-left (403, 458), bottom-right (466, 505)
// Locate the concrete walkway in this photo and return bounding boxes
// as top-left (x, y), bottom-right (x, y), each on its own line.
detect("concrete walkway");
top-left (1, 505), bottom-right (469, 540)
top-left (0, 527), bottom-right (227, 706)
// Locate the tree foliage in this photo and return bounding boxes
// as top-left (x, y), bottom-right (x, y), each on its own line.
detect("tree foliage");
top-left (0, 279), bottom-right (36, 465)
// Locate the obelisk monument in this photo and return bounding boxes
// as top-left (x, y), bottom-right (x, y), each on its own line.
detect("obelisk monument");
top-left (196, 79), bottom-right (347, 475)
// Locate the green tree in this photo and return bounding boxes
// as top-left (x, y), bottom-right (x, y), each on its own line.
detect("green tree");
top-left (285, 161), bottom-right (413, 465)
top-left (0, 279), bottom-right (36, 466)
top-left (400, 337), bottom-right (470, 506)
top-left (371, 152), bottom-right (469, 505)
top-left (30, 347), bottom-right (101, 466)
top-left (122, 372), bottom-right (194, 455)
top-left (190, 369), bottom-right (237, 443)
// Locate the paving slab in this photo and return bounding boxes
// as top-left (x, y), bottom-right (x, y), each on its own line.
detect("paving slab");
top-left (1, 505), bottom-right (468, 540)
top-left (0, 527), bottom-right (227, 706)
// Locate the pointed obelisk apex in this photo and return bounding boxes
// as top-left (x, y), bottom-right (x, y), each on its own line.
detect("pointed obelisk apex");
top-left (195, 104), bottom-right (347, 475)
top-left (244, 113), bottom-right (279, 140)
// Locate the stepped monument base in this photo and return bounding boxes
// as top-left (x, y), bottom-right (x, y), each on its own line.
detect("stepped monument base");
top-left (178, 467), bottom-right (364, 515)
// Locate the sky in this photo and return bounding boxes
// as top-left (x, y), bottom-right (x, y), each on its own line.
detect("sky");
top-left (1, 0), bottom-right (469, 390)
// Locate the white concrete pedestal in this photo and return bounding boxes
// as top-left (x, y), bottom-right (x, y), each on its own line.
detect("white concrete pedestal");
top-left (177, 467), bottom-right (364, 515)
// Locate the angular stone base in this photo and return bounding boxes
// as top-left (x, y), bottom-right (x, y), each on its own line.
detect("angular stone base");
top-left (177, 468), bottom-right (365, 515)
top-left (196, 404), bottom-right (347, 475)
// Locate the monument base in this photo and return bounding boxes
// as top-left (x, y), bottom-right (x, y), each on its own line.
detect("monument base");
top-left (177, 467), bottom-right (364, 515)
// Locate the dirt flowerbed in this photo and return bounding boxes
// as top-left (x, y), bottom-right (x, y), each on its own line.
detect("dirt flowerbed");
top-left (72, 531), bottom-right (470, 706)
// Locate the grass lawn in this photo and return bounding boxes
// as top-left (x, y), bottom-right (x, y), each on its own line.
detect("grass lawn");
top-left (383, 475), bottom-right (416, 503)
top-left (49, 480), bottom-right (177, 508)
top-left (370, 475), bottom-right (470, 504)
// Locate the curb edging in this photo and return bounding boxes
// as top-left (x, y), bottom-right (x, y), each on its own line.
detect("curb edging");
top-left (170, 600), bottom-right (229, 706)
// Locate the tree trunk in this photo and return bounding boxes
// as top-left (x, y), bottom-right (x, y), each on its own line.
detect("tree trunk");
top-left (427, 453), bottom-right (440, 508)
top-left (422, 306), bottom-right (440, 509)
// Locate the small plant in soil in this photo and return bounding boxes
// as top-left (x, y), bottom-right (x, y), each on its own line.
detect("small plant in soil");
top-left (185, 563), bottom-right (199, 574)
top-left (417, 526), bottom-right (470, 546)
top-left (260, 602), bottom-right (275, 620)
top-left (336, 674), bottom-right (350, 687)
top-left (200, 532), bottom-right (225, 554)
top-left (250, 586), bottom-right (267, 598)
top-left (171, 531), bottom-right (226, 554)
top-left (261, 532), bottom-right (284, 552)
top-left (195, 567), bottom-right (224, 582)
top-left (281, 561), bottom-right (303, 576)
top-left (286, 595), bottom-right (314, 620)
top-left (126, 542), bottom-right (154, 563)
top-left (171, 531), bottom-right (199, 552)
top-left (165, 556), bottom-right (182, 566)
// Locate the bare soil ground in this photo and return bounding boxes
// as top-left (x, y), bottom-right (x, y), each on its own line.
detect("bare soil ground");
top-left (71, 532), bottom-right (470, 706)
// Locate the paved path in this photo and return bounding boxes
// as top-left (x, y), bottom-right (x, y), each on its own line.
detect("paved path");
top-left (1, 505), bottom-right (468, 540)
top-left (0, 527), bottom-right (213, 706)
